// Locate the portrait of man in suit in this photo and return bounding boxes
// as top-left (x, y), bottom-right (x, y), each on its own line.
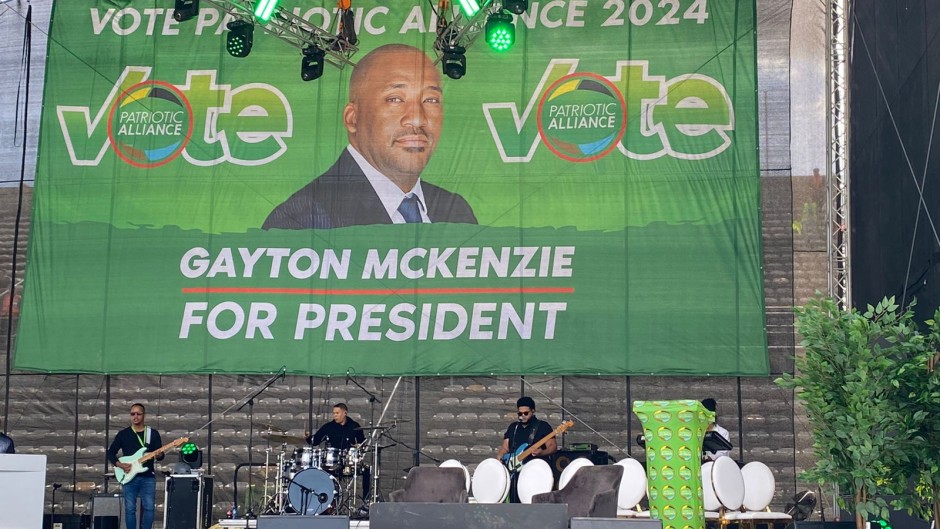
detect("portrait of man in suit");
top-left (263, 44), bottom-right (478, 230)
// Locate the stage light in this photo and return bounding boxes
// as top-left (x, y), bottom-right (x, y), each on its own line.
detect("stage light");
top-left (226, 20), bottom-right (254, 58)
top-left (441, 45), bottom-right (467, 80)
top-left (457, 0), bottom-right (482, 17)
top-left (301, 46), bottom-right (326, 81)
top-left (485, 11), bottom-right (514, 52)
top-left (172, 0), bottom-right (199, 22)
top-left (179, 442), bottom-right (203, 469)
top-left (502, 0), bottom-right (528, 15)
top-left (254, 0), bottom-right (280, 23)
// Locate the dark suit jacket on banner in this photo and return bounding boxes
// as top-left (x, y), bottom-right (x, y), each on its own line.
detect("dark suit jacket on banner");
top-left (263, 150), bottom-right (477, 229)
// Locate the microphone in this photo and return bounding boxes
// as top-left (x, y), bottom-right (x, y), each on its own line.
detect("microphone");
top-left (279, 366), bottom-right (287, 381)
top-left (52, 483), bottom-right (62, 490)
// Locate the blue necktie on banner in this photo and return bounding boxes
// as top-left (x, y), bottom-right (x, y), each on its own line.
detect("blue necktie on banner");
top-left (398, 194), bottom-right (422, 223)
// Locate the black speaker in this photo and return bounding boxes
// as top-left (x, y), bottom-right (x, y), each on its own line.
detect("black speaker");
top-left (92, 493), bottom-right (121, 529)
top-left (553, 449), bottom-right (610, 478)
top-left (258, 515), bottom-right (350, 528)
top-left (786, 523), bottom-right (855, 528)
top-left (164, 475), bottom-right (213, 529)
top-left (371, 503), bottom-right (568, 529)
top-left (571, 517), bottom-right (663, 529)
top-left (42, 514), bottom-right (89, 529)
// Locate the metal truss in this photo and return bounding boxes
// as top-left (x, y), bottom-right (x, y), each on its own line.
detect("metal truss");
top-left (827, 0), bottom-right (851, 310)
top-left (200, 0), bottom-right (359, 68)
top-left (432, 0), bottom-right (502, 61)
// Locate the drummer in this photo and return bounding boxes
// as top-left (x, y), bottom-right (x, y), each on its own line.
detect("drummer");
top-left (307, 403), bottom-right (370, 500)
top-left (307, 403), bottom-right (366, 450)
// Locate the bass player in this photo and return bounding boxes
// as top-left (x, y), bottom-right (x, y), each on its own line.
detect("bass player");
top-left (496, 396), bottom-right (557, 502)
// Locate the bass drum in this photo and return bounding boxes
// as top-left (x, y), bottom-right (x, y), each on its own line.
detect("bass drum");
top-left (288, 468), bottom-right (340, 515)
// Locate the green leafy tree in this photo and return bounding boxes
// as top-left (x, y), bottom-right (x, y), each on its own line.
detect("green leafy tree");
top-left (776, 296), bottom-right (917, 529)
top-left (891, 308), bottom-right (940, 528)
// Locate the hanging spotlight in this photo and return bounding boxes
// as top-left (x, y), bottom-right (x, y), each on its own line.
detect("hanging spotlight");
top-left (172, 0), bottom-right (199, 22)
top-left (301, 46), bottom-right (326, 81)
top-left (502, 0), bottom-right (528, 15)
top-left (226, 19), bottom-right (254, 58)
top-left (441, 45), bottom-right (467, 80)
top-left (485, 11), bottom-right (514, 52)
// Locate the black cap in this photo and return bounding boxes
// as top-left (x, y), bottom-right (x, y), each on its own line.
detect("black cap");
top-left (701, 398), bottom-right (717, 413)
top-left (516, 396), bottom-right (536, 409)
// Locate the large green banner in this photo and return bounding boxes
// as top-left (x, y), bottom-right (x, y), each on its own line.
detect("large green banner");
top-left (15, 0), bottom-right (766, 375)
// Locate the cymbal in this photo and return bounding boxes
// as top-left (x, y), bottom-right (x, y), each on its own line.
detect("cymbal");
top-left (257, 423), bottom-right (286, 433)
top-left (261, 432), bottom-right (306, 444)
top-left (354, 425), bottom-right (391, 431)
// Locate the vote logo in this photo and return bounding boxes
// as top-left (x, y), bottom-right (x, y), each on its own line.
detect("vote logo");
top-left (537, 72), bottom-right (626, 162)
top-left (107, 80), bottom-right (194, 168)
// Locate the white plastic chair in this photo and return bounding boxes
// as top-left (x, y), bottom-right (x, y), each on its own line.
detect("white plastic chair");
top-left (470, 458), bottom-right (510, 504)
top-left (439, 458), bottom-right (471, 492)
top-left (517, 458), bottom-right (554, 504)
top-left (735, 461), bottom-right (793, 526)
top-left (614, 458), bottom-right (650, 517)
top-left (558, 457), bottom-right (594, 490)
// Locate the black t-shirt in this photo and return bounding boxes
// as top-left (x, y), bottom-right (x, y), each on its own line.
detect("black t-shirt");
top-left (308, 418), bottom-right (365, 450)
top-left (503, 415), bottom-right (553, 463)
top-left (107, 426), bottom-right (164, 478)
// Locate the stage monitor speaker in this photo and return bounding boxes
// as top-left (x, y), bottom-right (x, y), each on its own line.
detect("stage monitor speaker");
top-left (164, 474), bottom-right (213, 529)
top-left (571, 517), bottom-right (663, 529)
top-left (258, 515), bottom-right (350, 528)
top-left (371, 502), bottom-right (568, 529)
top-left (92, 493), bottom-right (121, 529)
top-left (786, 523), bottom-right (855, 528)
top-left (42, 514), bottom-right (89, 529)
top-left (553, 449), bottom-right (610, 479)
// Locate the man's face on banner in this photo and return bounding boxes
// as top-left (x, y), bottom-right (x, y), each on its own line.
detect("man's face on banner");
top-left (344, 50), bottom-right (443, 189)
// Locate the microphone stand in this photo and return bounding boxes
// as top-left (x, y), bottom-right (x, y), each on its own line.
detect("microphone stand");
top-left (51, 483), bottom-right (62, 525)
top-left (235, 368), bottom-right (286, 519)
top-left (347, 372), bottom-right (381, 434)
top-left (284, 475), bottom-right (326, 515)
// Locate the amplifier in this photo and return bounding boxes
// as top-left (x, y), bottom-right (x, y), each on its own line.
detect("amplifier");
top-left (92, 493), bottom-right (122, 529)
top-left (164, 474), bottom-right (213, 529)
top-left (553, 449), bottom-right (610, 479)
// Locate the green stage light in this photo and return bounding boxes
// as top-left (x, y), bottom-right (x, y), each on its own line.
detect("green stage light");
top-left (485, 11), bottom-right (514, 52)
top-left (254, 0), bottom-right (280, 23)
top-left (457, 0), bottom-right (482, 17)
top-left (180, 441), bottom-right (203, 469)
top-left (226, 20), bottom-right (253, 58)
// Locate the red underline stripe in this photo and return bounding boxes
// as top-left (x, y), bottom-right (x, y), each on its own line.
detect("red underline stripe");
top-left (182, 287), bottom-right (574, 295)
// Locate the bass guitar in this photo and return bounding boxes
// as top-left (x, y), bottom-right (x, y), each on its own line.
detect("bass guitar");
top-left (114, 436), bottom-right (188, 485)
top-left (501, 420), bottom-right (573, 472)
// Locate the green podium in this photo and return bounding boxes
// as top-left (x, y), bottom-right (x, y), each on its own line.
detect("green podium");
top-left (632, 400), bottom-right (712, 529)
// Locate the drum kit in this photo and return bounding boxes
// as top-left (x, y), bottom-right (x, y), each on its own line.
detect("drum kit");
top-left (255, 425), bottom-right (386, 517)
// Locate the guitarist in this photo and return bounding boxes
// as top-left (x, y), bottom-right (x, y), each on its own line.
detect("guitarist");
top-left (495, 397), bottom-right (557, 502)
top-left (107, 403), bottom-right (164, 529)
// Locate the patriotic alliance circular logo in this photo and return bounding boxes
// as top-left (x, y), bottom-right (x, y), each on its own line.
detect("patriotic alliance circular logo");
top-left (537, 73), bottom-right (627, 163)
top-left (107, 81), bottom-right (194, 168)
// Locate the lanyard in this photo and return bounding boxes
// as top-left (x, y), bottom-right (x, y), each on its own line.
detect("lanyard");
top-left (135, 427), bottom-right (148, 449)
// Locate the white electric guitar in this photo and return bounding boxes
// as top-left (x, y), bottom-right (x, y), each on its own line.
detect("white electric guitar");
top-left (114, 436), bottom-right (188, 485)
